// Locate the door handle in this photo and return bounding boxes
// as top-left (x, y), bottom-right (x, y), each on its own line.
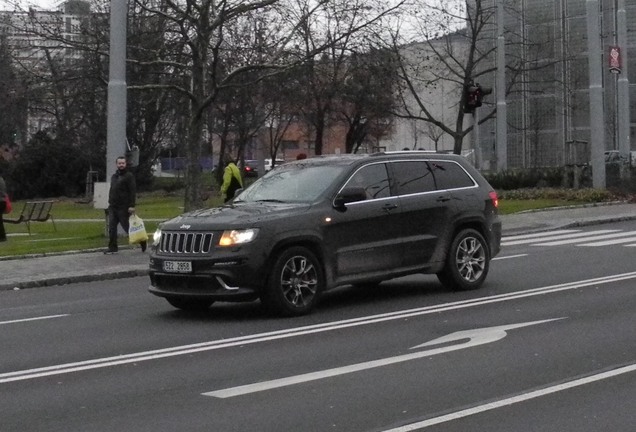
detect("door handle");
top-left (382, 203), bottom-right (398, 211)
top-left (436, 196), bottom-right (451, 202)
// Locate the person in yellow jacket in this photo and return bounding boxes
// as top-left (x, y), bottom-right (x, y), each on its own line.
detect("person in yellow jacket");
top-left (220, 153), bottom-right (243, 202)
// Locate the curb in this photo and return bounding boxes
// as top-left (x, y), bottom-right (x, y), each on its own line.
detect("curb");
top-left (0, 268), bottom-right (149, 291)
top-left (0, 245), bottom-right (137, 262)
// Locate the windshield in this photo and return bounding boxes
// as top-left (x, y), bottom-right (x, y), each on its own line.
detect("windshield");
top-left (235, 164), bottom-right (347, 203)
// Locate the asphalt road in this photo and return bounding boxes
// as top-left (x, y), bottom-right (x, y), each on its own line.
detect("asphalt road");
top-left (1, 220), bottom-right (635, 432)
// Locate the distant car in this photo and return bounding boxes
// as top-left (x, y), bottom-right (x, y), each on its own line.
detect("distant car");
top-left (264, 158), bottom-right (285, 172)
top-left (242, 160), bottom-right (259, 177)
top-left (148, 151), bottom-right (502, 316)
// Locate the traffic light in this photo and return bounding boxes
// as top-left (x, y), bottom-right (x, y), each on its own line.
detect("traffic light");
top-left (463, 83), bottom-right (492, 114)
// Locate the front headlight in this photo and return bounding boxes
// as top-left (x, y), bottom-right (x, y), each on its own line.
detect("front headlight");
top-left (219, 229), bottom-right (259, 246)
top-left (152, 228), bottom-right (162, 246)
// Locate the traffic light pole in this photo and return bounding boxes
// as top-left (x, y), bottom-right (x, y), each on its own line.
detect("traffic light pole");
top-left (473, 110), bottom-right (482, 170)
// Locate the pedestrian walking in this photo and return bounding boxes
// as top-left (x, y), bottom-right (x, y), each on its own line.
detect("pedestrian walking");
top-left (104, 156), bottom-right (146, 254)
top-left (0, 174), bottom-right (7, 242)
top-left (220, 153), bottom-right (243, 203)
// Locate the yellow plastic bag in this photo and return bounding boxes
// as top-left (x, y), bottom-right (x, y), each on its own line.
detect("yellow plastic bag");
top-left (129, 214), bottom-right (148, 245)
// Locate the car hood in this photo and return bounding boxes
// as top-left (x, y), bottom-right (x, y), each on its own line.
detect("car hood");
top-left (159, 202), bottom-right (312, 230)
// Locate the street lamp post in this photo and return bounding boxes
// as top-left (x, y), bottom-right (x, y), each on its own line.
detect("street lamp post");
top-left (586, 0), bottom-right (606, 189)
top-left (106, 0), bottom-right (128, 181)
top-left (495, 0), bottom-right (507, 172)
top-left (616, 0), bottom-right (630, 173)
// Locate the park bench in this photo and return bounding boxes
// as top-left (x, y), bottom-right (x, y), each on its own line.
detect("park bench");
top-left (4, 200), bottom-right (57, 235)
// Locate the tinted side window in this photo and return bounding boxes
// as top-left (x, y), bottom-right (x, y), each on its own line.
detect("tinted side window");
top-left (429, 161), bottom-right (476, 189)
top-left (391, 161), bottom-right (436, 195)
top-left (344, 163), bottom-right (391, 200)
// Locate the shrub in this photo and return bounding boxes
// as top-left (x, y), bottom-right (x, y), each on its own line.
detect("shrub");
top-left (7, 131), bottom-right (94, 199)
top-left (484, 167), bottom-right (567, 190)
top-left (498, 187), bottom-right (616, 202)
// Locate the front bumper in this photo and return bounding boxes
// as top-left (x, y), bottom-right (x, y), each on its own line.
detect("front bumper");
top-left (148, 244), bottom-right (268, 301)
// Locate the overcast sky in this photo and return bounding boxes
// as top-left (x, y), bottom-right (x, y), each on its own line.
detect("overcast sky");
top-left (3, 0), bottom-right (69, 10)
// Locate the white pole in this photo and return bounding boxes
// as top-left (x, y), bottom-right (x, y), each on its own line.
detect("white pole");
top-left (616, 0), bottom-right (630, 163)
top-left (496, 0), bottom-right (507, 171)
top-left (586, 0), bottom-right (606, 188)
top-left (106, 0), bottom-right (128, 180)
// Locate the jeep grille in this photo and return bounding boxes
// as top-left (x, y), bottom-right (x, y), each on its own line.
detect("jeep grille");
top-left (159, 231), bottom-right (214, 254)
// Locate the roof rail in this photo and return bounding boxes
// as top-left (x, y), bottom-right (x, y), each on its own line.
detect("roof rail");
top-left (370, 150), bottom-right (438, 157)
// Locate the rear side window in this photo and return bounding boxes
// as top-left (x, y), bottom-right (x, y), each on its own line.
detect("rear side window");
top-left (391, 161), bottom-right (436, 195)
top-left (429, 161), bottom-right (476, 189)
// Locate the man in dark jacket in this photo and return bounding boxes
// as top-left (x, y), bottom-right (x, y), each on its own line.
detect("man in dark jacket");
top-left (105, 156), bottom-right (146, 253)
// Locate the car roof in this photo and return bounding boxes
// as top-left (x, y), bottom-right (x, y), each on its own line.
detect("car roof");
top-left (287, 151), bottom-right (465, 167)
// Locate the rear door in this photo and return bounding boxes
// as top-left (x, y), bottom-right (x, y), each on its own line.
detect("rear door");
top-left (389, 159), bottom-right (454, 267)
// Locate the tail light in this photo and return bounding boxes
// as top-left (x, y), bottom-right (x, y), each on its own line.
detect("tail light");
top-left (489, 191), bottom-right (499, 208)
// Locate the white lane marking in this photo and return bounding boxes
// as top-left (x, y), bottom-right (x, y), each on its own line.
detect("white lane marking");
top-left (579, 236), bottom-right (636, 246)
top-left (0, 314), bottom-right (68, 325)
top-left (2, 272), bottom-right (636, 384)
top-left (492, 254), bottom-right (527, 261)
top-left (535, 230), bottom-right (636, 246)
top-left (502, 230), bottom-right (619, 246)
top-left (502, 230), bottom-right (579, 241)
top-left (204, 319), bottom-right (564, 398)
top-left (381, 363), bottom-right (636, 431)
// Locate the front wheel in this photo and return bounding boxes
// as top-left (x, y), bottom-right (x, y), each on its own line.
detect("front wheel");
top-left (437, 228), bottom-right (490, 291)
top-left (262, 246), bottom-right (324, 316)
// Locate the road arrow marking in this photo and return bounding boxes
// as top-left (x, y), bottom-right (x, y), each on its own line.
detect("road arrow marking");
top-left (412, 318), bottom-right (565, 350)
top-left (203, 318), bottom-right (565, 399)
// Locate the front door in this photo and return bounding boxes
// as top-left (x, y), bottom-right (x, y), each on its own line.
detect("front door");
top-left (324, 162), bottom-right (402, 278)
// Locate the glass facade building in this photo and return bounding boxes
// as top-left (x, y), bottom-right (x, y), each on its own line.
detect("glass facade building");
top-left (473, 0), bottom-right (636, 168)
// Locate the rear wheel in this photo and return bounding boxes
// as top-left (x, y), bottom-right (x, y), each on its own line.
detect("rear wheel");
top-left (166, 297), bottom-right (214, 312)
top-left (262, 246), bottom-right (324, 316)
top-left (437, 228), bottom-right (489, 291)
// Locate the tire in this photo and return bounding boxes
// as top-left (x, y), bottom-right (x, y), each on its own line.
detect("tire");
top-left (166, 297), bottom-right (214, 312)
top-left (262, 246), bottom-right (324, 316)
top-left (437, 228), bottom-right (489, 291)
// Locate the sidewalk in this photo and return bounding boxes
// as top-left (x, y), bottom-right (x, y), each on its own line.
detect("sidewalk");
top-left (1, 202), bottom-right (635, 291)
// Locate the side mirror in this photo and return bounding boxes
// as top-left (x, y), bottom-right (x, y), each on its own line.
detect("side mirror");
top-left (333, 187), bottom-right (367, 211)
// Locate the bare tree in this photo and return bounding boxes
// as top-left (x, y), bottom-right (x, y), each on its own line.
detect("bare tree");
top-left (336, 48), bottom-right (397, 153)
top-left (383, 0), bottom-right (563, 162)
top-left (127, 0), bottom-right (406, 210)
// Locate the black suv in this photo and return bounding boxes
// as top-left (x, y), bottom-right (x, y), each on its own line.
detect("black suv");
top-left (148, 152), bottom-right (501, 316)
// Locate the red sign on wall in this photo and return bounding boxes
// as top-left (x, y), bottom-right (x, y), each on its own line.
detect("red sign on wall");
top-left (609, 46), bottom-right (622, 74)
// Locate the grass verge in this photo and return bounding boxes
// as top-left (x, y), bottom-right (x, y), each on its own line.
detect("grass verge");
top-left (0, 193), bottom-right (222, 257)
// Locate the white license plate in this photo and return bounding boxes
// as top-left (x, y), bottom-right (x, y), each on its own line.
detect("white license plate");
top-left (163, 260), bottom-right (192, 273)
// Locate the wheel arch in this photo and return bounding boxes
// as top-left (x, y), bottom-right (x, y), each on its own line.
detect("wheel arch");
top-left (431, 218), bottom-right (491, 273)
top-left (264, 236), bottom-right (331, 286)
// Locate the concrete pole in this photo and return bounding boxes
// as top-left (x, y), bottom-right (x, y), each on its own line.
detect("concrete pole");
top-left (496, 0), bottom-right (507, 172)
top-left (616, 0), bottom-right (630, 164)
top-left (106, 0), bottom-right (128, 180)
top-left (586, 0), bottom-right (606, 189)
top-left (473, 109), bottom-right (482, 170)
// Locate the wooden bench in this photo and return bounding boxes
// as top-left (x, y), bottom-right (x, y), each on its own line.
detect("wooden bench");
top-left (5, 200), bottom-right (57, 235)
